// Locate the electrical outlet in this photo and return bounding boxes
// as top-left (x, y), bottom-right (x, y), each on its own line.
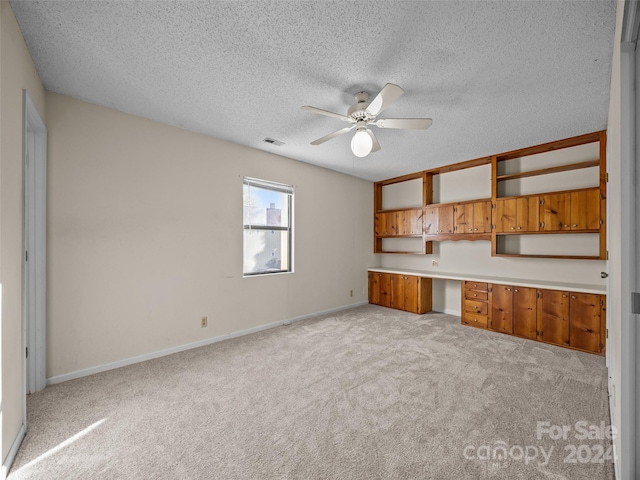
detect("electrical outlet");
top-left (350, 290), bottom-right (353, 297)
top-left (201, 316), bottom-right (208, 328)
top-left (432, 259), bottom-right (439, 267)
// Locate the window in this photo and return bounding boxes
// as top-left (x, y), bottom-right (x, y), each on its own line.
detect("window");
top-left (243, 177), bottom-right (293, 276)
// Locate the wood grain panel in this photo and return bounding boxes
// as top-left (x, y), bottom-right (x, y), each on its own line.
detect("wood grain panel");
top-left (516, 196), bottom-right (539, 232)
top-left (540, 193), bottom-right (571, 231)
top-left (490, 284), bottom-right (513, 334)
top-left (473, 201), bottom-right (492, 233)
top-left (570, 189), bottom-right (600, 230)
top-left (513, 287), bottom-right (537, 339)
top-left (569, 293), bottom-right (601, 353)
top-left (494, 199), bottom-right (516, 233)
top-left (537, 289), bottom-right (570, 346)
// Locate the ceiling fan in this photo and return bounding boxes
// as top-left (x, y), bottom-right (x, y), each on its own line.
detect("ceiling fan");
top-left (301, 83), bottom-right (432, 158)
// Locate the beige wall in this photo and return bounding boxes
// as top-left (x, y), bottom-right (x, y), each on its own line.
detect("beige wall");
top-left (46, 92), bottom-right (375, 379)
top-left (0, 0), bottom-right (46, 462)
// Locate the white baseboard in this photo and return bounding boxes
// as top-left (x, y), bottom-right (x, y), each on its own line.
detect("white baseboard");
top-left (47, 301), bottom-right (368, 386)
top-left (1, 423), bottom-right (26, 480)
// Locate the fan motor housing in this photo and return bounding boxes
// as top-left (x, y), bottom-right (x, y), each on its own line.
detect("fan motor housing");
top-left (348, 91), bottom-right (372, 120)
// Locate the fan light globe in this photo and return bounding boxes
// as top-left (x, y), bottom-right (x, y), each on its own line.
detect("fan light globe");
top-left (351, 130), bottom-right (373, 157)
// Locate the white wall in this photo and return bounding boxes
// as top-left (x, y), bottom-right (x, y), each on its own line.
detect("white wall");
top-left (0, 1), bottom-right (46, 464)
top-left (46, 92), bottom-right (376, 379)
top-left (607, 1), bottom-right (625, 475)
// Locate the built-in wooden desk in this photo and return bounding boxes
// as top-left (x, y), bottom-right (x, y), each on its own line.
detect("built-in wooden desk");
top-left (367, 267), bottom-right (607, 355)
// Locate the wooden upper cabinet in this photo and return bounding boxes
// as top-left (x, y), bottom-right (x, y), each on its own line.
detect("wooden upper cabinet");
top-left (494, 199), bottom-right (517, 233)
top-left (454, 203), bottom-right (473, 234)
top-left (472, 201), bottom-right (492, 233)
top-left (537, 289), bottom-right (570, 346)
top-left (570, 189), bottom-right (600, 230)
top-left (515, 196), bottom-right (540, 232)
top-left (490, 284), bottom-right (514, 333)
top-left (512, 287), bottom-right (537, 339)
top-left (424, 207), bottom-right (438, 235)
top-left (569, 293), bottom-right (602, 353)
top-left (425, 204), bottom-right (454, 235)
top-left (397, 208), bottom-right (423, 235)
top-left (374, 212), bottom-right (397, 236)
top-left (437, 205), bottom-right (455, 234)
top-left (540, 193), bottom-right (571, 231)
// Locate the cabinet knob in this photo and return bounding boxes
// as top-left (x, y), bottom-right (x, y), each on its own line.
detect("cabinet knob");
top-left (564, 225), bottom-right (569, 228)
top-left (517, 227), bottom-right (522, 230)
top-left (506, 288), bottom-right (512, 291)
top-left (572, 224), bottom-right (577, 227)
top-left (571, 295), bottom-right (576, 299)
top-left (514, 289), bottom-right (519, 293)
top-left (511, 227), bottom-right (515, 230)
top-left (474, 319), bottom-right (478, 322)
top-left (474, 228), bottom-right (478, 231)
top-left (562, 294), bottom-right (567, 298)
top-left (473, 293), bottom-right (477, 297)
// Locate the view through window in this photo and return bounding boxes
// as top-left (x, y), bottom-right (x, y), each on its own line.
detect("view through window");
top-left (243, 177), bottom-right (293, 275)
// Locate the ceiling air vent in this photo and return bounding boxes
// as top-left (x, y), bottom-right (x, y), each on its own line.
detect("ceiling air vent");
top-left (263, 137), bottom-right (284, 146)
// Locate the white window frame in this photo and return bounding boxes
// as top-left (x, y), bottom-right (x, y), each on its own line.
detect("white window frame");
top-left (243, 177), bottom-right (294, 276)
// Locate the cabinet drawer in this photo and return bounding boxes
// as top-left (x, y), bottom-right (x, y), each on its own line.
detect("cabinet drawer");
top-left (465, 290), bottom-right (488, 301)
top-left (462, 312), bottom-right (488, 328)
top-left (465, 299), bottom-right (488, 315)
top-left (465, 282), bottom-right (488, 291)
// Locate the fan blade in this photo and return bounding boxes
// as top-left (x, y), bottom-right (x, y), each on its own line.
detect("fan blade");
top-left (310, 126), bottom-right (355, 145)
top-left (375, 118), bottom-right (433, 129)
top-left (367, 129), bottom-right (381, 153)
top-left (366, 83), bottom-right (404, 116)
top-left (301, 106), bottom-right (352, 122)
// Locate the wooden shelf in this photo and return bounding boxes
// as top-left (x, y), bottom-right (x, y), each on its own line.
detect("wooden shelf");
top-left (375, 234), bottom-right (423, 239)
top-left (495, 229), bottom-right (600, 236)
top-left (496, 160), bottom-right (599, 182)
top-left (424, 233), bottom-right (491, 242)
top-left (492, 253), bottom-right (602, 260)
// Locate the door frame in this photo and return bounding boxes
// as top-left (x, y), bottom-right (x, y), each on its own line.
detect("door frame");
top-left (22, 90), bottom-right (47, 406)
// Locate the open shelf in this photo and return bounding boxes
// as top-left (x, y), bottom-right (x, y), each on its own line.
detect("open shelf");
top-left (496, 160), bottom-right (599, 182)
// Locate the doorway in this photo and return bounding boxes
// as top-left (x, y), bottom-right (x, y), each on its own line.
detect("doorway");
top-left (22, 91), bottom-right (47, 407)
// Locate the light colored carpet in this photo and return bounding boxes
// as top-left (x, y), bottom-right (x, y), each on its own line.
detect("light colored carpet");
top-left (9, 305), bottom-right (614, 479)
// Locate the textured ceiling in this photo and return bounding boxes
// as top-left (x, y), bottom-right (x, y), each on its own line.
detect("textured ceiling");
top-left (10, 0), bottom-right (616, 182)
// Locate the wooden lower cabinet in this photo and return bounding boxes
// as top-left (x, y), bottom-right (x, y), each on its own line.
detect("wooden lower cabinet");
top-left (369, 272), bottom-right (432, 314)
top-left (537, 289), bottom-right (570, 347)
top-left (461, 283), bottom-right (605, 355)
top-left (462, 282), bottom-right (489, 329)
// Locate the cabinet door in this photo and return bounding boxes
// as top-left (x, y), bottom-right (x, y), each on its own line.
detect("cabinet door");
top-left (378, 273), bottom-right (392, 308)
top-left (540, 193), bottom-right (571, 231)
top-left (403, 275), bottom-right (419, 313)
top-left (454, 203), bottom-right (473, 234)
top-left (368, 272), bottom-right (380, 305)
top-left (390, 274), bottom-right (405, 310)
top-left (569, 293), bottom-right (601, 353)
top-left (437, 205), bottom-right (455, 234)
top-left (537, 290), bottom-right (570, 346)
top-left (397, 209), bottom-right (423, 235)
top-left (375, 212), bottom-right (398, 236)
top-left (516, 196), bottom-right (540, 232)
top-left (424, 207), bottom-right (438, 235)
top-left (490, 284), bottom-right (513, 333)
top-left (472, 201), bottom-right (492, 233)
top-left (494, 198), bottom-right (516, 233)
top-left (570, 189), bottom-right (600, 230)
top-left (513, 287), bottom-right (537, 339)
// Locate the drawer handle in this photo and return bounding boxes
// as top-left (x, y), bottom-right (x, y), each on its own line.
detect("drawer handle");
top-left (474, 318), bottom-right (478, 322)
